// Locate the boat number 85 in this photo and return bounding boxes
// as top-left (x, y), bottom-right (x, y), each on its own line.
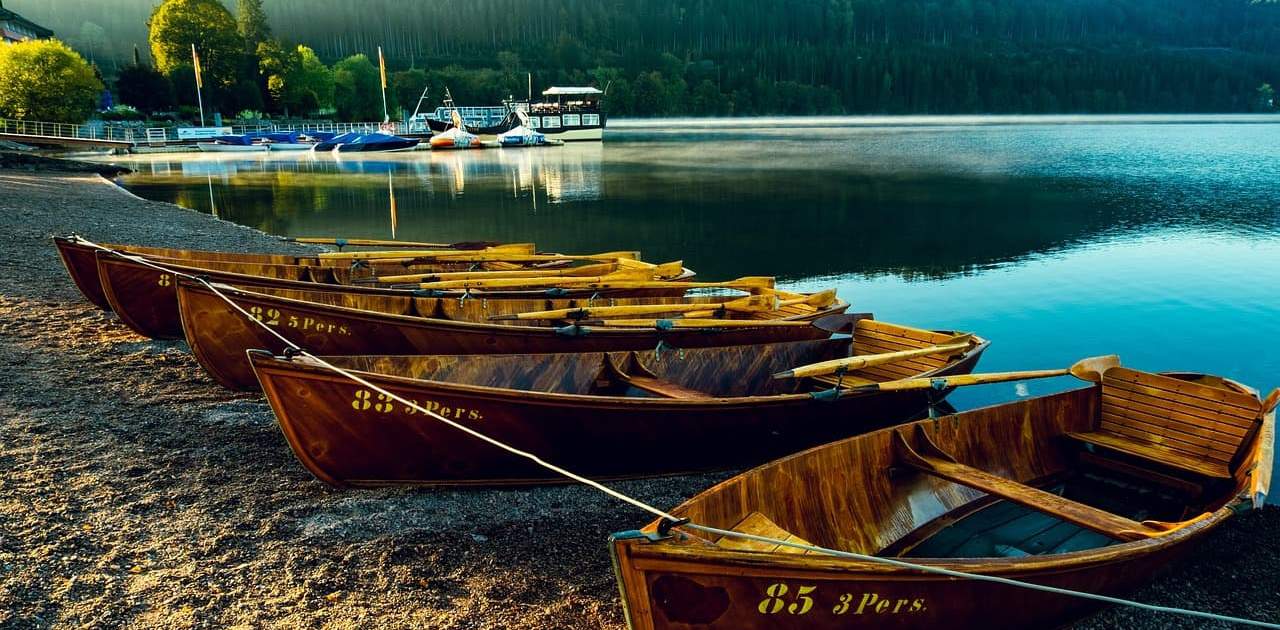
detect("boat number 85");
top-left (758, 583), bottom-right (816, 615)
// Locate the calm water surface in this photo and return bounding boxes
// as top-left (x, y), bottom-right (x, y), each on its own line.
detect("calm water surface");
top-left (107, 116), bottom-right (1280, 477)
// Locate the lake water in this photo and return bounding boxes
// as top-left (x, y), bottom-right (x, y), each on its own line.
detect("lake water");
top-left (105, 116), bottom-right (1280, 481)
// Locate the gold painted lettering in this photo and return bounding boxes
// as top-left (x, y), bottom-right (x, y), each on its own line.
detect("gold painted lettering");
top-left (910, 599), bottom-right (926, 612)
top-left (468, 409), bottom-right (482, 421)
top-left (787, 585), bottom-right (816, 615)
top-left (854, 593), bottom-right (878, 615)
top-left (351, 389), bottom-right (372, 410)
top-left (833, 593), bottom-right (852, 615)
top-left (157, 273), bottom-right (171, 287)
top-left (757, 583), bottom-right (787, 615)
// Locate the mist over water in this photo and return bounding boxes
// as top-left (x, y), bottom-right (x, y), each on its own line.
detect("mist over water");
top-left (106, 116), bottom-right (1280, 486)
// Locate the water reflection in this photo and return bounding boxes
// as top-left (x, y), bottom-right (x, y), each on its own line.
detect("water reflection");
top-left (104, 118), bottom-right (1280, 490)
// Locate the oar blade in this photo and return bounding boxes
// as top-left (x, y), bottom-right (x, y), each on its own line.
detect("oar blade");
top-left (1068, 354), bottom-right (1121, 383)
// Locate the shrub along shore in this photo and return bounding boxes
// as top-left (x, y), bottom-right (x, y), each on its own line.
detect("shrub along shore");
top-left (0, 162), bottom-right (1276, 628)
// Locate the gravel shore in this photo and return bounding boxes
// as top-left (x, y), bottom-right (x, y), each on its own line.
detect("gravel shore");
top-left (0, 165), bottom-right (1276, 629)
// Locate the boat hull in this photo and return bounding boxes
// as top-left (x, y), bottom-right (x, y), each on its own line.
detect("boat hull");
top-left (176, 279), bottom-right (848, 391)
top-left (94, 250), bottom-right (683, 340)
top-left (335, 139), bottom-right (420, 152)
top-left (54, 236), bottom-right (112, 310)
top-left (611, 524), bottom-right (1205, 630)
top-left (611, 380), bottom-right (1273, 629)
top-left (248, 340), bottom-right (985, 486)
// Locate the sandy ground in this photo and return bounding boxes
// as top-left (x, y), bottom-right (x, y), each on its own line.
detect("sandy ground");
top-left (0, 166), bottom-right (1276, 629)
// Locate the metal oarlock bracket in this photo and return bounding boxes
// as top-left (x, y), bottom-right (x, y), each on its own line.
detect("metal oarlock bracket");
top-left (656, 517), bottom-right (690, 538)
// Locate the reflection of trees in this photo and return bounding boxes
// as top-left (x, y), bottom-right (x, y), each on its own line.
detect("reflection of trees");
top-left (116, 148), bottom-right (1258, 281)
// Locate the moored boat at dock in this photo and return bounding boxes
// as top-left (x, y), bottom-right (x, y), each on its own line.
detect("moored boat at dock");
top-left (610, 360), bottom-right (1277, 629)
top-left (176, 279), bottom-right (847, 391)
top-left (248, 318), bottom-right (987, 486)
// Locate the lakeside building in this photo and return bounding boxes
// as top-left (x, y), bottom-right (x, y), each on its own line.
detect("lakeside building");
top-left (0, 0), bottom-right (52, 44)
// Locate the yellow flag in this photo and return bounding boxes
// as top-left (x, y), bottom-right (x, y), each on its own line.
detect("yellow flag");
top-left (378, 46), bottom-right (387, 90)
top-left (191, 44), bottom-right (203, 89)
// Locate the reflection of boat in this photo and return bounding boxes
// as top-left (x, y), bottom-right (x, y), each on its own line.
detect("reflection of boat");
top-left (611, 362), bottom-right (1277, 630)
top-left (196, 135), bottom-right (268, 152)
top-left (334, 133), bottom-right (420, 153)
top-left (248, 321), bottom-right (987, 487)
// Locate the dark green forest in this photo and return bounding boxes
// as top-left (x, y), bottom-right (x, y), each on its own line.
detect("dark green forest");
top-left (12, 0), bottom-right (1280, 115)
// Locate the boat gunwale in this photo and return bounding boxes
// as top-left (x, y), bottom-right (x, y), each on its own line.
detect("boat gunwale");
top-left (247, 334), bottom-right (988, 407)
top-left (616, 381), bottom-right (1271, 573)
top-left (170, 275), bottom-right (849, 335)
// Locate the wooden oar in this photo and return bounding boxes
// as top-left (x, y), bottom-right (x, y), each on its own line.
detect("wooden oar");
top-left (684, 288), bottom-right (837, 318)
top-left (423, 275), bottom-right (776, 293)
top-left (842, 355), bottom-right (1121, 395)
top-left (315, 243), bottom-right (549, 260)
top-left (374, 261), bottom-right (626, 284)
top-left (411, 261), bottom-right (684, 290)
top-left (586, 318), bottom-right (813, 329)
top-left (773, 334), bottom-right (974, 379)
top-left (489, 294), bottom-right (778, 321)
top-left (284, 237), bottom-right (504, 250)
top-left (1263, 388), bottom-right (1280, 415)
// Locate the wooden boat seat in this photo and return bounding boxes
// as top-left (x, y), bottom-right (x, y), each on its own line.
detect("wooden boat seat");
top-left (894, 426), bottom-right (1208, 542)
top-left (716, 512), bottom-right (813, 554)
top-left (1065, 368), bottom-right (1263, 480)
top-left (593, 353), bottom-right (714, 400)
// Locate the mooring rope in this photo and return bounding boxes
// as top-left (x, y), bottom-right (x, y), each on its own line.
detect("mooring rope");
top-left (77, 237), bottom-right (1279, 629)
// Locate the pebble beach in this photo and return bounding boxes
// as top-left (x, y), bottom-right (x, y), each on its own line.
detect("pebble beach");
top-left (0, 159), bottom-right (1277, 629)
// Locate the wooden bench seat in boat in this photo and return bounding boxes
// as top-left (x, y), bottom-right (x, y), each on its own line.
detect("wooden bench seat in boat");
top-left (894, 426), bottom-right (1207, 542)
top-left (716, 512), bottom-right (813, 554)
top-left (593, 352), bottom-right (713, 400)
top-left (1065, 368), bottom-right (1264, 480)
top-left (849, 319), bottom-right (966, 383)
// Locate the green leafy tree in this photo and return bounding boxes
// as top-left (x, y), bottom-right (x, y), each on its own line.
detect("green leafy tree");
top-left (294, 46), bottom-right (334, 112)
top-left (0, 39), bottom-right (104, 123)
top-left (256, 39), bottom-right (300, 113)
top-left (147, 0), bottom-right (243, 97)
top-left (333, 54), bottom-right (382, 120)
top-left (391, 68), bottom-right (428, 113)
top-left (115, 63), bottom-right (176, 113)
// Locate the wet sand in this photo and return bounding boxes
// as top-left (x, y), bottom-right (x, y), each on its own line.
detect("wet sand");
top-left (0, 165), bottom-right (1275, 629)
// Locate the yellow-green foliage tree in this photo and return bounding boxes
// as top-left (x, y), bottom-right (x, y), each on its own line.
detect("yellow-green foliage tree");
top-left (147, 0), bottom-right (242, 92)
top-left (0, 39), bottom-right (103, 123)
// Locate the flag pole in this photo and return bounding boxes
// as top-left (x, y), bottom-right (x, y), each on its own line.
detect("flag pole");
top-left (191, 44), bottom-right (205, 126)
top-left (378, 46), bottom-right (389, 123)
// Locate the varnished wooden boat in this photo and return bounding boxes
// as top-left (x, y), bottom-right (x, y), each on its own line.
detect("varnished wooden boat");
top-left (176, 279), bottom-right (851, 391)
top-left (610, 363), bottom-right (1278, 630)
top-left (92, 249), bottom-right (693, 340)
top-left (53, 235), bottom-right (539, 312)
top-left (247, 317), bottom-right (989, 486)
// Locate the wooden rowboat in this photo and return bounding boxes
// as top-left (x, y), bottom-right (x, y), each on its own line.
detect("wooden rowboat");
top-left (91, 249), bottom-right (693, 340)
top-left (247, 318), bottom-right (989, 486)
top-left (610, 363), bottom-right (1277, 630)
top-left (53, 235), bottom-right (542, 312)
top-left (176, 278), bottom-right (850, 391)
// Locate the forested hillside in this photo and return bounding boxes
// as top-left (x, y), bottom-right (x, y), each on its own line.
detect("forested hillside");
top-left (11, 0), bottom-right (1280, 115)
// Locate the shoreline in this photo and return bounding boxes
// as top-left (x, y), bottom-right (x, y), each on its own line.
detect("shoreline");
top-left (0, 166), bottom-right (1277, 628)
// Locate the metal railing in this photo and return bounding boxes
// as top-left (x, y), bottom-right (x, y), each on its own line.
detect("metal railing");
top-left (0, 118), bottom-right (414, 146)
top-left (0, 118), bottom-right (135, 143)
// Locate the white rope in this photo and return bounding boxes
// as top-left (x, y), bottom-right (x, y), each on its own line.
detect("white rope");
top-left (682, 523), bottom-right (1280, 628)
top-left (74, 236), bottom-right (1278, 629)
